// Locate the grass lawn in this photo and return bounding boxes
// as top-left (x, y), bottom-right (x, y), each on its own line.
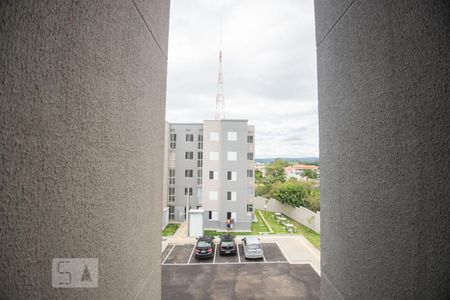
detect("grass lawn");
top-left (204, 214), bottom-right (270, 237)
top-left (162, 223), bottom-right (180, 237)
top-left (259, 209), bottom-right (321, 250)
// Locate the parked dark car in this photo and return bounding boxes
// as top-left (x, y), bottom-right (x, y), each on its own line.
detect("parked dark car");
top-left (219, 234), bottom-right (237, 256)
top-left (194, 236), bottom-right (214, 259)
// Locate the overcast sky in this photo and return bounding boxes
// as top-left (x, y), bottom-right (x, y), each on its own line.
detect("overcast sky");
top-left (166, 0), bottom-right (318, 158)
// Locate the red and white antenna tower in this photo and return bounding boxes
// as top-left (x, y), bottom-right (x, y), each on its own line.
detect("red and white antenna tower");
top-left (215, 24), bottom-right (225, 120)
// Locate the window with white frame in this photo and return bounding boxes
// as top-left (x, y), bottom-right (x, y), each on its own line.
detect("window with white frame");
top-left (169, 152), bottom-right (176, 168)
top-left (198, 134), bottom-right (203, 149)
top-left (247, 204), bottom-right (254, 212)
top-left (169, 206), bottom-right (175, 220)
top-left (185, 169), bottom-right (193, 178)
top-left (170, 133), bottom-right (176, 149)
top-left (209, 191), bottom-right (218, 200)
top-left (227, 131), bottom-right (237, 141)
top-left (227, 171), bottom-right (237, 181)
top-left (168, 187), bottom-right (175, 203)
top-left (247, 187), bottom-right (254, 196)
top-left (209, 171), bottom-right (219, 180)
top-left (197, 170), bottom-right (202, 185)
top-left (209, 132), bottom-right (219, 141)
top-left (184, 187), bottom-right (193, 196)
top-left (247, 135), bottom-right (254, 143)
top-left (186, 134), bottom-right (194, 142)
top-left (208, 211), bottom-right (218, 221)
top-left (209, 152), bottom-right (219, 161)
top-left (185, 152), bottom-right (194, 159)
top-left (169, 169), bottom-right (175, 185)
top-left (227, 191), bottom-right (237, 201)
top-left (247, 152), bottom-right (254, 160)
top-left (247, 170), bottom-right (254, 177)
top-left (227, 152), bottom-right (237, 161)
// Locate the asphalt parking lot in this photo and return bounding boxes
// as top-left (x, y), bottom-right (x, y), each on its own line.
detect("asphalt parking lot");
top-left (161, 243), bottom-right (320, 299)
top-left (161, 242), bottom-right (287, 265)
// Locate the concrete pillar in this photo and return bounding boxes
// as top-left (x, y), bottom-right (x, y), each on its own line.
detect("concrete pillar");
top-left (315, 1), bottom-right (450, 299)
top-left (0, 1), bottom-right (169, 299)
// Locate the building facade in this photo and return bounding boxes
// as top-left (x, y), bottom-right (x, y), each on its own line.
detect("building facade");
top-left (165, 120), bottom-right (255, 231)
top-left (166, 123), bottom-right (204, 222)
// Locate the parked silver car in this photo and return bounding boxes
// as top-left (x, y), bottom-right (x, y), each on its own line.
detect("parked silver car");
top-left (242, 236), bottom-right (264, 259)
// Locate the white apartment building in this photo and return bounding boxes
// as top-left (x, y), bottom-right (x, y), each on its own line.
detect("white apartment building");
top-left (164, 120), bottom-right (255, 231)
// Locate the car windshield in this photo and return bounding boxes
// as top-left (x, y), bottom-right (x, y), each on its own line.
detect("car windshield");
top-left (221, 235), bottom-right (234, 242)
top-left (197, 241), bottom-right (210, 247)
top-left (248, 244), bottom-right (261, 250)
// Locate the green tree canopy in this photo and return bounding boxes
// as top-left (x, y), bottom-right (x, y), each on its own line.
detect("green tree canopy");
top-left (273, 181), bottom-right (308, 207)
top-left (265, 158), bottom-right (288, 184)
top-left (303, 169), bottom-right (318, 179)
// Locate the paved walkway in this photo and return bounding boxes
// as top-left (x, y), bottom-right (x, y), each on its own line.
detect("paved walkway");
top-left (172, 222), bottom-right (188, 239)
top-left (258, 235), bottom-right (320, 275)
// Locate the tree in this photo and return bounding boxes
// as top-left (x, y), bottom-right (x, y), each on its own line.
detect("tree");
top-left (305, 189), bottom-right (320, 212)
top-left (255, 169), bottom-right (263, 184)
top-left (255, 183), bottom-right (270, 197)
top-left (265, 158), bottom-right (287, 184)
top-left (273, 181), bottom-right (308, 207)
top-left (303, 169), bottom-right (318, 179)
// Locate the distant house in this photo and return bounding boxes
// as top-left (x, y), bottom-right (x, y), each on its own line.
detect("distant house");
top-left (285, 164), bottom-right (320, 180)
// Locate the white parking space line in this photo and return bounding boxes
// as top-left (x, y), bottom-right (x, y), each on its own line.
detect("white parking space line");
top-left (163, 261), bottom-right (288, 266)
top-left (237, 243), bottom-right (241, 263)
top-left (187, 245), bottom-right (196, 264)
top-left (213, 244), bottom-right (217, 264)
top-left (162, 245), bottom-right (175, 265)
top-left (262, 253), bottom-right (267, 263)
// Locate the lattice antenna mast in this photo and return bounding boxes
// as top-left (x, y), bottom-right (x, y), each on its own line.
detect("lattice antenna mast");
top-left (215, 24), bottom-right (225, 120)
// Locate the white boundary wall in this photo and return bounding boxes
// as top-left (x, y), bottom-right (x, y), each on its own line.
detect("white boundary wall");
top-left (254, 196), bottom-right (320, 233)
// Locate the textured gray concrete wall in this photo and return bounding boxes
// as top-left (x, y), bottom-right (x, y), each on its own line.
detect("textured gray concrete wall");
top-left (315, 1), bottom-right (450, 299)
top-left (0, 1), bottom-right (169, 299)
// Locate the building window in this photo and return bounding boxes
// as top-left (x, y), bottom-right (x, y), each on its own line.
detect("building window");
top-left (209, 152), bottom-right (219, 161)
top-left (247, 135), bottom-right (254, 143)
top-left (247, 204), bottom-right (254, 212)
top-left (209, 171), bottom-right (218, 180)
top-left (170, 133), bottom-right (176, 149)
top-left (197, 170), bottom-right (202, 185)
top-left (185, 152), bottom-right (194, 159)
top-left (227, 171), bottom-right (237, 181)
top-left (248, 187), bottom-right (254, 196)
top-left (247, 170), bottom-right (254, 177)
top-left (184, 187), bottom-right (193, 196)
top-left (168, 187), bottom-right (175, 203)
top-left (198, 134), bottom-right (203, 149)
top-left (227, 152), bottom-right (237, 161)
top-left (186, 134), bottom-right (194, 142)
top-left (197, 160), bottom-right (203, 168)
top-left (227, 191), bottom-right (236, 201)
top-left (169, 152), bottom-right (176, 168)
top-left (185, 170), bottom-right (193, 178)
top-left (208, 211), bottom-right (218, 221)
top-left (169, 169), bottom-right (175, 185)
top-left (197, 152), bottom-right (203, 160)
top-left (169, 206), bottom-right (175, 220)
top-left (247, 152), bottom-right (254, 160)
top-left (209, 132), bottom-right (219, 141)
top-left (209, 191), bottom-right (218, 200)
top-left (227, 131), bottom-right (237, 141)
